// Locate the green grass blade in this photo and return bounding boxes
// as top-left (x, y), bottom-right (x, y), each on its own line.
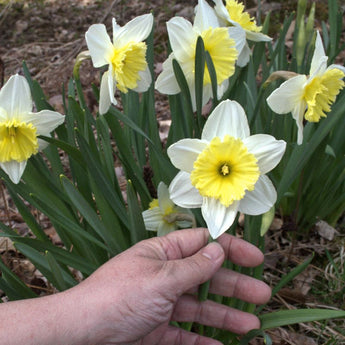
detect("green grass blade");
top-left (126, 180), bottom-right (147, 245)
top-left (14, 242), bottom-right (76, 290)
top-left (172, 58), bottom-right (194, 137)
top-left (260, 309), bottom-right (345, 330)
top-left (104, 114), bottom-right (152, 206)
top-left (0, 233), bottom-right (96, 276)
top-left (195, 36), bottom-right (205, 135)
top-left (45, 251), bottom-right (71, 291)
top-left (75, 130), bottom-right (129, 225)
top-left (4, 182), bottom-right (48, 242)
top-left (240, 329), bottom-right (272, 345)
top-left (0, 257), bottom-right (37, 300)
top-left (256, 254), bottom-right (314, 314)
top-left (205, 50), bottom-right (218, 110)
top-left (60, 175), bottom-right (121, 255)
top-left (29, 194), bottom-right (109, 252)
top-left (39, 135), bottom-right (85, 168)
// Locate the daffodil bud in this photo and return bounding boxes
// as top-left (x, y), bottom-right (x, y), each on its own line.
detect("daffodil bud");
top-left (73, 50), bottom-right (90, 80)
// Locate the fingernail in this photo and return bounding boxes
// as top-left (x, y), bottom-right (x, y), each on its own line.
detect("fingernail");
top-left (201, 242), bottom-right (223, 261)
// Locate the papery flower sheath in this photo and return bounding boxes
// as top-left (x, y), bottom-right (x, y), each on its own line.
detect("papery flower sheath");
top-left (167, 100), bottom-right (286, 239)
top-left (142, 182), bottom-right (195, 236)
top-left (267, 31), bottom-right (345, 145)
top-left (155, 0), bottom-right (240, 110)
top-left (0, 75), bottom-right (65, 184)
top-left (213, 0), bottom-right (272, 67)
top-left (85, 14), bottom-right (153, 114)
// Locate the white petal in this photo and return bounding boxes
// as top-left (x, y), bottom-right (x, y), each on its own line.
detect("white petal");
top-left (327, 64), bottom-right (345, 74)
top-left (239, 175), bottom-right (276, 215)
top-left (228, 26), bottom-right (246, 60)
top-left (157, 222), bottom-right (176, 237)
top-left (202, 100), bottom-right (250, 141)
top-left (0, 160), bottom-right (27, 184)
top-left (0, 75), bottom-right (32, 119)
top-left (0, 107), bottom-right (8, 121)
top-left (142, 207), bottom-right (163, 231)
top-left (167, 139), bottom-right (207, 172)
top-left (85, 24), bottom-right (113, 68)
top-left (169, 171), bottom-right (203, 208)
top-left (112, 17), bottom-right (121, 37)
top-left (200, 83), bottom-right (214, 110)
top-left (194, 0), bottom-right (220, 33)
top-left (245, 30), bottom-right (272, 42)
top-left (114, 14), bottom-right (153, 47)
top-left (155, 54), bottom-right (181, 95)
top-left (243, 134), bottom-right (286, 174)
top-left (25, 110), bottom-right (65, 136)
top-left (202, 198), bottom-right (239, 239)
top-left (236, 41), bottom-right (251, 67)
top-left (216, 79), bottom-right (229, 100)
top-left (99, 70), bottom-right (116, 115)
top-left (108, 65), bottom-right (117, 106)
top-left (167, 17), bottom-right (196, 62)
top-left (157, 182), bottom-right (174, 214)
top-left (213, 0), bottom-right (231, 23)
top-left (133, 67), bottom-right (152, 92)
top-left (266, 74), bottom-right (307, 114)
top-left (291, 100), bottom-right (307, 145)
top-left (310, 31), bottom-right (327, 76)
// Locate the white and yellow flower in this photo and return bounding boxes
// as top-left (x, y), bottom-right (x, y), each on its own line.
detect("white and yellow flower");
top-left (0, 75), bottom-right (65, 184)
top-left (213, 0), bottom-right (272, 66)
top-left (155, 0), bottom-right (240, 110)
top-left (85, 14), bottom-right (153, 114)
top-left (142, 182), bottom-right (195, 236)
top-left (267, 31), bottom-right (345, 145)
top-left (167, 100), bottom-right (286, 239)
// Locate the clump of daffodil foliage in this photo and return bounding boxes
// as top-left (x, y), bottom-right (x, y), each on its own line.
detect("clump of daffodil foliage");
top-left (1, 0), bottom-right (345, 343)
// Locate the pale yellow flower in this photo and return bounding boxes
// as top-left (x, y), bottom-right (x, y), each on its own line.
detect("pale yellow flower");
top-left (0, 75), bottom-right (65, 183)
top-left (85, 14), bottom-right (153, 114)
top-left (156, 0), bottom-right (239, 110)
top-left (213, 0), bottom-right (272, 66)
top-left (142, 182), bottom-right (194, 236)
top-left (168, 100), bottom-right (286, 238)
top-left (267, 31), bottom-right (345, 144)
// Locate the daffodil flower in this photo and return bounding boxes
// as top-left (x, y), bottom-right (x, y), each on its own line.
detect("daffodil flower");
top-left (0, 75), bottom-right (65, 184)
top-left (156, 0), bottom-right (240, 110)
top-left (213, 0), bottom-right (272, 67)
top-left (142, 182), bottom-right (195, 236)
top-left (267, 31), bottom-right (345, 145)
top-left (167, 100), bottom-right (286, 239)
top-left (85, 14), bottom-right (153, 114)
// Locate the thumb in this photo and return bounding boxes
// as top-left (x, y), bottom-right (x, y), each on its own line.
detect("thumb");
top-left (163, 242), bottom-right (225, 295)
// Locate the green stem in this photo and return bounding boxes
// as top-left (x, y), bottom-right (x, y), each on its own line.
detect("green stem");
top-left (198, 236), bottom-right (213, 300)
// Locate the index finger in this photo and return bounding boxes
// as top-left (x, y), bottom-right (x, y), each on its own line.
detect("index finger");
top-left (157, 228), bottom-right (210, 260)
top-left (217, 233), bottom-right (264, 267)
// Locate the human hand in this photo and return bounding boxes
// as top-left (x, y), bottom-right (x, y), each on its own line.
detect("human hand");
top-left (68, 228), bottom-right (271, 345)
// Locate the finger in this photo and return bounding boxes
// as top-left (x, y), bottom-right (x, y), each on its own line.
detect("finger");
top-left (217, 233), bottom-right (264, 267)
top-left (156, 325), bottom-right (223, 345)
top-left (172, 295), bottom-right (260, 335)
top-left (160, 241), bottom-right (225, 295)
top-left (157, 228), bottom-right (210, 260)
top-left (209, 268), bottom-right (271, 304)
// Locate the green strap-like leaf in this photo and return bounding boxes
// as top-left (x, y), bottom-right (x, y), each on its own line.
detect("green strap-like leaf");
top-left (260, 308), bottom-right (345, 330)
